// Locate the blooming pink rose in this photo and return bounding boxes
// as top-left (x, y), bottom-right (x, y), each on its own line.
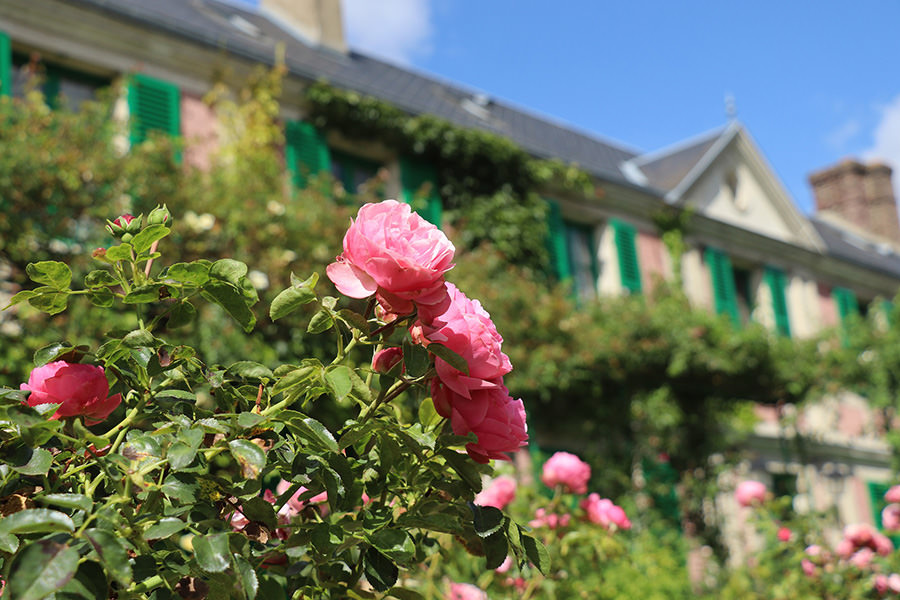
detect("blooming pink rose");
top-left (326, 200), bottom-right (455, 315)
top-left (875, 574), bottom-right (889, 594)
top-left (475, 475), bottom-right (517, 510)
top-left (836, 538), bottom-right (855, 559)
top-left (419, 283), bottom-right (512, 398)
top-left (431, 377), bottom-right (527, 463)
top-left (874, 532), bottom-right (894, 556)
top-left (541, 451), bottom-right (591, 494)
top-left (883, 504), bottom-right (900, 531)
top-left (21, 361), bottom-right (121, 425)
top-left (889, 573), bottom-right (900, 592)
top-left (580, 493), bottom-right (632, 530)
top-left (777, 527), bottom-right (792, 542)
top-left (850, 547), bottom-right (875, 569)
top-left (735, 480), bottom-right (767, 507)
top-left (885, 485), bottom-right (900, 504)
top-left (371, 347), bottom-right (403, 374)
top-left (276, 480), bottom-right (329, 515)
top-left (446, 582), bottom-right (487, 600)
top-left (801, 559), bottom-right (817, 578)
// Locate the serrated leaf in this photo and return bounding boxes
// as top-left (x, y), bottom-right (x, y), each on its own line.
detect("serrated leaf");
top-left (4, 289), bottom-right (36, 308)
top-left (8, 540), bottom-right (80, 600)
top-left (238, 412), bottom-right (265, 429)
top-left (11, 447), bottom-right (53, 476)
top-left (426, 343), bottom-right (469, 375)
top-left (307, 308), bottom-right (334, 334)
top-left (470, 504), bottom-right (505, 538)
top-left (337, 308), bottom-right (369, 333)
top-left (403, 338), bottom-right (431, 378)
top-left (235, 554), bottom-right (259, 600)
top-left (272, 365), bottom-right (320, 396)
top-left (269, 273), bottom-right (318, 321)
top-left (104, 243), bottom-right (133, 262)
top-left (193, 533), bottom-right (231, 573)
top-left (168, 301), bottom-right (197, 328)
top-left (130, 224), bottom-right (170, 254)
top-left (441, 450), bottom-right (483, 493)
top-left (367, 529), bottom-right (415, 563)
top-left (123, 328), bottom-right (156, 348)
top-left (165, 262), bottom-right (210, 286)
top-left (37, 493), bottom-right (92, 513)
top-left (363, 547), bottom-right (398, 592)
top-left (26, 261), bottom-right (71, 290)
top-left (226, 361), bottom-right (273, 380)
top-left (387, 588), bottom-right (426, 600)
top-left (84, 269), bottom-right (119, 288)
top-left (417, 397), bottom-right (441, 428)
top-left (142, 517), bottom-right (185, 540)
top-left (229, 439), bottom-right (267, 478)
top-left (0, 508), bottom-right (74, 535)
top-left (210, 259), bottom-right (248, 286)
top-left (88, 288), bottom-right (115, 307)
top-left (0, 532), bottom-right (18, 553)
top-left (123, 284), bottom-right (162, 304)
top-left (482, 531), bottom-right (508, 569)
top-left (202, 281), bottom-right (256, 333)
top-left (286, 416), bottom-right (339, 453)
top-left (28, 287), bottom-right (69, 315)
top-left (325, 365), bottom-right (353, 401)
top-left (522, 534), bottom-right (551, 575)
top-left (85, 528), bottom-right (132, 586)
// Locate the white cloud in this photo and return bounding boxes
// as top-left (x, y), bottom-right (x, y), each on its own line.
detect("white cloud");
top-left (864, 93), bottom-right (900, 199)
top-left (342, 0), bottom-right (434, 65)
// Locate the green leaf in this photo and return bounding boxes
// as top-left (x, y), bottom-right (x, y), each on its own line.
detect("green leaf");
top-left (193, 533), bottom-right (232, 573)
top-left (165, 262), bottom-right (210, 286)
top-left (123, 328), bottom-right (156, 348)
top-left (324, 365), bottom-right (353, 402)
top-left (426, 343), bottom-right (469, 375)
top-left (143, 517), bottom-right (186, 540)
top-left (3, 289), bottom-right (36, 308)
top-left (227, 361), bottom-right (274, 380)
top-left (470, 504), bottom-right (505, 538)
top-left (0, 532), bottom-right (18, 553)
top-left (367, 529), bottom-right (415, 563)
top-left (403, 339), bottom-right (431, 378)
top-left (210, 258), bottom-right (249, 286)
top-left (522, 534), bottom-right (551, 575)
top-left (84, 269), bottom-right (119, 288)
top-left (167, 442), bottom-right (199, 470)
top-left (33, 342), bottom-right (87, 367)
top-left (363, 547), bottom-right (398, 592)
top-left (235, 554), bottom-right (259, 600)
top-left (123, 284), bottom-right (162, 304)
top-left (11, 447), bottom-right (53, 476)
top-left (441, 450), bottom-right (483, 493)
top-left (104, 243), bottom-right (133, 262)
top-left (167, 301), bottom-right (197, 328)
top-left (85, 528), bottom-right (133, 586)
top-left (237, 497), bottom-right (277, 530)
top-left (272, 365), bottom-right (320, 396)
top-left (337, 308), bottom-right (370, 334)
top-left (417, 397), bottom-right (441, 428)
top-left (387, 588), bottom-right (426, 600)
top-left (0, 508), bottom-right (75, 535)
top-left (202, 281), bottom-right (256, 333)
top-left (286, 416), bottom-right (339, 453)
top-left (229, 439), bottom-right (267, 478)
top-left (59, 560), bottom-right (108, 600)
top-left (26, 261), bottom-right (71, 290)
top-left (37, 493), bottom-right (91, 513)
top-left (307, 308), bottom-right (335, 334)
top-left (482, 531), bottom-right (508, 570)
top-left (88, 288), bottom-right (116, 307)
top-left (269, 273), bottom-right (318, 321)
top-left (28, 287), bottom-right (69, 315)
top-left (8, 540), bottom-right (80, 600)
top-left (130, 224), bottom-right (170, 254)
top-left (237, 412), bottom-right (265, 429)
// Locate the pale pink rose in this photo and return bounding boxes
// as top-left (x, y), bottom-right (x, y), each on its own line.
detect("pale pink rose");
top-left (889, 573), bottom-right (900, 592)
top-left (541, 452), bottom-right (591, 494)
top-left (371, 347), bottom-right (403, 374)
top-left (475, 475), bottom-right (517, 510)
top-left (446, 582), bottom-right (487, 600)
top-left (431, 377), bottom-right (527, 463)
top-left (326, 200), bottom-right (455, 315)
top-left (581, 493), bottom-right (631, 530)
top-left (836, 538), bottom-right (855, 559)
top-left (419, 283), bottom-right (512, 398)
top-left (777, 527), bottom-right (792, 542)
top-left (885, 485), bottom-right (900, 504)
top-left (850, 547), bottom-right (875, 569)
top-left (801, 559), bottom-right (817, 578)
top-left (883, 504), bottom-right (900, 531)
top-left (875, 574), bottom-right (889, 594)
top-left (21, 361), bottom-right (122, 425)
top-left (495, 555), bottom-right (513, 574)
top-left (529, 508), bottom-right (571, 530)
top-left (735, 480), bottom-right (767, 507)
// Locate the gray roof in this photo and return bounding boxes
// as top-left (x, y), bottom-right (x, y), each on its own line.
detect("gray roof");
top-left (811, 218), bottom-right (900, 280)
top-left (629, 126), bottom-right (726, 192)
top-left (71, 0), bottom-right (639, 182)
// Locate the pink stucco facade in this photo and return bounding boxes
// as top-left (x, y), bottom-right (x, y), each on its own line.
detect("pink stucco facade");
top-left (180, 93), bottom-right (218, 171)
top-left (637, 231), bottom-right (667, 293)
top-left (817, 283), bottom-right (839, 328)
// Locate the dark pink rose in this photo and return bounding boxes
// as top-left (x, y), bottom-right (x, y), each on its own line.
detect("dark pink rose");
top-left (875, 574), bottom-right (889, 594)
top-left (475, 475), bottom-right (517, 510)
top-left (431, 377), bottom-right (527, 464)
top-left (446, 582), bottom-right (487, 600)
top-left (541, 451), bottom-right (591, 494)
top-left (420, 283), bottom-right (512, 398)
top-left (371, 347), bottom-right (403, 374)
top-left (21, 361), bottom-right (121, 425)
top-left (326, 200), bottom-right (455, 313)
top-left (777, 527), bottom-right (792, 542)
top-left (735, 480), bottom-right (767, 507)
top-left (581, 493), bottom-right (632, 530)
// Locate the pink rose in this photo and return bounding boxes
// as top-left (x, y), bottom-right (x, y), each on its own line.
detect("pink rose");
top-left (326, 200), bottom-right (455, 315)
top-left (581, 493), bottom-right (632, 530)
top-left (777, 527), bottom-right (792, 542)
top-left (419, 283), bottom-right (512, 398)
top-left (276, 480), bottom-right (329, 515)
top-left (850, 547), bottom-right (875, 569)
top-left (475, 475), bottom-right (517, 510)
top-left (447, 582), bottom-right (487, 600)
top-left (889, 574), bottom-right (900, 592)
top-left (431, 377), bottom-right (527, 464)
top-left (495, 555), bottom-right (513, 574)
top-left (371, 347), bottom-right (403, 374)
top-left (875, 574), bottom-right (889, 594)
top-left (874, 532), bottom-right (894, 556)
top-left (883, 504), bottom-right (900, 531)
top-left (541, 451), bottom-right (591, 494)
top-left (735, 480), bottom-right (767, 507)
top-left (21, 361), bottom-right (122, 425)
top-left (885, 485), bottom-right (900, 504)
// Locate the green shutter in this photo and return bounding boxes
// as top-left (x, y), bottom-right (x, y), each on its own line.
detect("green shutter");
top-left (706, 247), bottom-right (740, 326)
top-left (285, 120), bottom-right (331, 190)
top-left (764, 267), bottom-right (791, 337)
top-left (833, 287), bottom-right (859, 326)
top-left (545, 199), bottom-right (571, 281)
top-left (0, 30), bottom-right (11, 98)
top-left (611, 219), bottom-right (642, 294)
top-left (128, 73), bottom-right (180, 145)
top-left (400, 157), bottom-right (442, 226)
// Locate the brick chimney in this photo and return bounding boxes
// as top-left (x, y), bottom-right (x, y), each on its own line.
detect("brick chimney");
top-left (809, 159), bottom-right (900, 243)
top-left (260, 0), bottom-right (347, 53)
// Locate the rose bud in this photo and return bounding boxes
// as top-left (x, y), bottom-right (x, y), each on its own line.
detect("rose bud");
top-left (148, 204), bottom-right (171, 226)
top-left (106, 214), bottom-right (134, 237)
top-left (372, 347), bottom-right (403, 374)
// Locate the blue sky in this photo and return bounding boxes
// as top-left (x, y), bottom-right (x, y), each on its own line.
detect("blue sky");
top-left (257, 0), bottom-right (900, 214)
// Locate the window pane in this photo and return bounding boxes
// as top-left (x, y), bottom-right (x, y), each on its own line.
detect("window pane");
top-left (565, 224), bottom-right (596, 300)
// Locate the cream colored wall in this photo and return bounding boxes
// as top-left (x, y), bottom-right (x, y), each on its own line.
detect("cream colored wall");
top-left (597, 223), bottom-right (621, 296)
top-left (681, 246), bottom-right (713, 309)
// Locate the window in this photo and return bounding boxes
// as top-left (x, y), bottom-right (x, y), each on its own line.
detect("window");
top-left (331, 149), bottom-right (383, 202)
top-left (11, 52), bottom-right (110, 109)
top-left (400, 156), bottom-right (441, 226)
top-left (285, 120), bottom-right (331, 191)
top-left (611, 219), bottom-right (642, 295)
top-left (128, 73), bottom-right (180, 145)
top-left (705, 247), bottom-right (740, 326)
top-left (764, 267), bottom-right (791, 337)
top-left (733, 265), bottom-right (754, 324)
top-left (545, 200), bottom-right (599, 300)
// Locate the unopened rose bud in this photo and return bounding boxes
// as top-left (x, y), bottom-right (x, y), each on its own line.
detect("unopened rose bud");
top-left (372, 347), bottom-right (403, 374)
top-left (125, 214), bottom-right (143, 234)
top-left (148, 204), bottom-right (171, 226)
top-left (92, 247), bottom-right (107, 260)
top-left (106, 214), bottom-right (134, 237)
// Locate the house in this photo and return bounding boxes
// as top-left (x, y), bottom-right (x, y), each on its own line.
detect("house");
top-left (2, 0), bottom-right (900, 549)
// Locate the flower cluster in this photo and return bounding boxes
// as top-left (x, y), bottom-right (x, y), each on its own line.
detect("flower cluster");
top-left (327, 200), bottom-right (528, 463)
